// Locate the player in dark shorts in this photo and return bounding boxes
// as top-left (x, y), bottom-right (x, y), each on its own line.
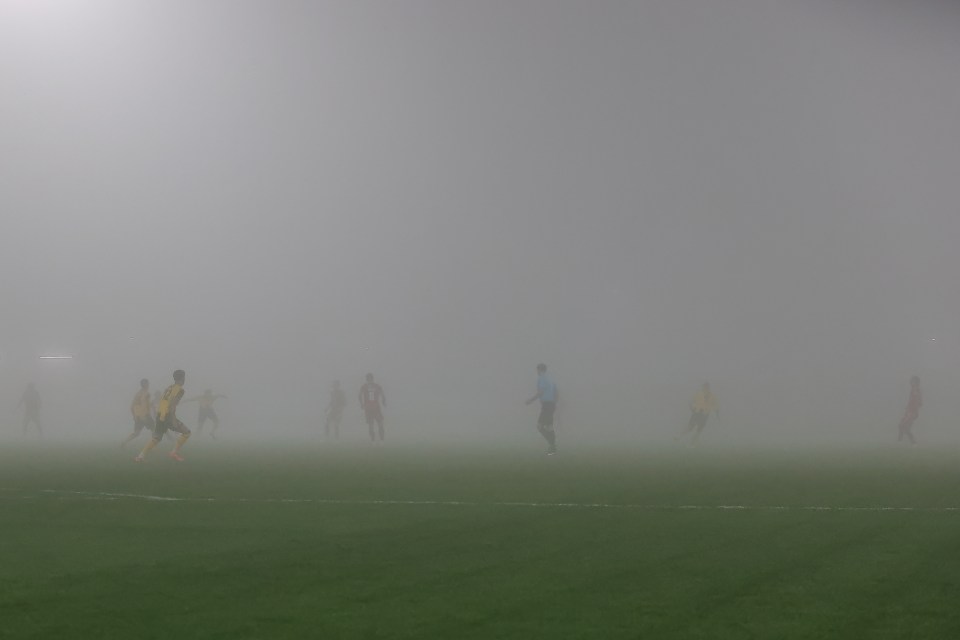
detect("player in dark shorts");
top-left (898, 376), bottom-right (922, 445)
top-left (135, 369), bottom-right (191, 462)
top-left (679, 382), bottom-right (719, 445)
top-left (17, 383), bottom-right (43, 438)
top-left (121, 378), bottom-right (154, 449)
top-left (325, 380), bottom-right (347, 440)
top-left (185, 389), bottom-right (228, 439)
top-left (526, 364), bottom-right (558, 455)
top-left (359, 373), bottom-right (386, 443)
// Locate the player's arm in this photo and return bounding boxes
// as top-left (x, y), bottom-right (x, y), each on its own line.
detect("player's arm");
top-left (131, 396), bottom-right (139, 416)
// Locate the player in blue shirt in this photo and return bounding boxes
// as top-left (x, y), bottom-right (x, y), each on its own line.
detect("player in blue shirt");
top-left (526, 363), bottom-right (558, 455)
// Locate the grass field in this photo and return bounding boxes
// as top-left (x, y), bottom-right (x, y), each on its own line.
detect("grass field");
top-left (3, 440), bottom-right (960, 639)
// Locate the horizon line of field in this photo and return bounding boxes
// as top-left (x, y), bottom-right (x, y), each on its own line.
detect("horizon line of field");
top-left (1, 489), bottom-right (959, 513)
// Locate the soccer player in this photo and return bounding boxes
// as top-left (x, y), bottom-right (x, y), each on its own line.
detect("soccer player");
top-left (17, 383), bottom-right (43, 437)
top-left (135, 369), bottom-right (190, 462)
top-left (359, 373), bottom-right (386, 443)
top-left (680, 382), bottom-right (719, 445)
top-left (120, 378), bottom-right (154, 449)
top-left (898, 376), bottom-right (922, 445)
top-left (325, 380), bottom-right (347, 440)
top-left (151, 388), bottom-right (173, 442)
top-left (184, 389), bottom-right (228, 439)
top-left (525, 363), bottom-right (558, 455)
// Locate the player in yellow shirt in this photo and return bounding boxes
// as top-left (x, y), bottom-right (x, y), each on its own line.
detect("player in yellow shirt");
top-left (679, 382), bottom-right (719, 445)
top-left (184, 389), bottom-right (228, 439)
top-left (135, 369), bottom-right (191, 462)
top-left (120, 378), bottom-right (154, 449)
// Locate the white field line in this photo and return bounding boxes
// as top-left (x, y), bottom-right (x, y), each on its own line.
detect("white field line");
top-left (0, 489), bottom-right (957, 512)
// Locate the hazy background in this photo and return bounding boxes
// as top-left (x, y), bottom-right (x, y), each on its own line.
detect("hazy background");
top-left (1, 0), bottom-right (958, 445)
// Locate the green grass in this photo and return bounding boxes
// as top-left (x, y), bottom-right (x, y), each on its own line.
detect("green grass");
top-left (3, 441), bottom-right (960, 639)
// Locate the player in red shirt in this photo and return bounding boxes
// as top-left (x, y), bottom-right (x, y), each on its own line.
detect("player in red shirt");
top-left (359, 373), bottom-right (386, 443)
top-left (898, 376), bottom-right (922, 445)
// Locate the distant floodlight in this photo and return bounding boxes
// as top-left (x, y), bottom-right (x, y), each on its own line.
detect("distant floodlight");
top-left (39, 355), bottom-right (73, 360)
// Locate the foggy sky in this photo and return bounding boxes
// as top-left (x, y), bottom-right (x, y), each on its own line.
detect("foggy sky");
top-left (2, 0), bottom-right (959, 443)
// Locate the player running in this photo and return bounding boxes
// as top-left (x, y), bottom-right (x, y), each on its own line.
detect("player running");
top-left (17, 383), bottom-right (43, 437)
top-left (325, 380), bottom-right (347, 440)
top-left (526, 364), bottom-right (558, 455)
top-left (135, 369), bottom-right (191, 462)
top-left (120, 378), bottom-right (154, 449)
top-left (359, 374), bottom-right (386, 443)
top-left (679, 382), bottom-right (719, 445)
top-left (898, 376), bottom-right (922, 446)
top-left (184, 389), bottom-right (227, 439)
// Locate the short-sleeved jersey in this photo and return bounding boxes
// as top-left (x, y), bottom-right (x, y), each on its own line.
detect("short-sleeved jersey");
top-left (537, 374), bottom-right (557, 403)
top-left (359, 383), bottom-right (384, 408)
top-left (157, 383), bottom-right (184, 422)
top-left (199, 394), bottom-right (217, 409)
top-left (691, 391), bottom-right (718, 413)
top-left (132, 389), bottom-right (152, 418)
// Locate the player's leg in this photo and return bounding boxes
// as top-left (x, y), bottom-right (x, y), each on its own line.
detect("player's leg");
top-left (209, 410), bottom-right (220, 439)
top-left (121, 420), bottom-right (144, 449)
top-left (898, 414), bottom-right (909, 442)
top-left (901, 414), bottom-right (917, 445)
top-left (333, 413), bottom-right (341, 439)
top-left (29, 414), bottom-right (43, 438)
top-left (377, 414), bottom-right (384, 441)
top-left (538, 403), bottom-right (557, 453)
top-left (168, 420), bottom-right (191, 460)
top-left (136, 421), bottom-right (165, 461)
top-left (365, 409), bottom-right (376, 442)
top-left (543, 425), bottom-right (557, 453)
top-left (691, 413), bottom-right (707, 445)
top-left (537, 423), bottom-right (556, 453)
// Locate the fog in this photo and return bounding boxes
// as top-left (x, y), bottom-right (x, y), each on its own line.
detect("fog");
top-left (2, 0), bottom-right (959, 447)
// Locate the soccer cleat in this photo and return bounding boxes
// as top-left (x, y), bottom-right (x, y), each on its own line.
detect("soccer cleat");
top-left (168, 451), bottom-right (185, 462)
top-left (134, 455), bottom-right (144, 463)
